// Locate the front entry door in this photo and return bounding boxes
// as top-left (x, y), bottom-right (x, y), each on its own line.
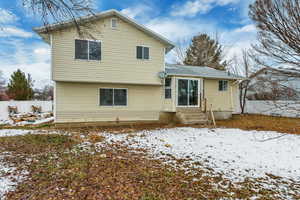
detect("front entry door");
top-left (177, 79), bottom-right (199, 107)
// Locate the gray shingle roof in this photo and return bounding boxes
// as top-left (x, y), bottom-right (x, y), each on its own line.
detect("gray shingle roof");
top-left (165, 64), bottom-right (244, 80)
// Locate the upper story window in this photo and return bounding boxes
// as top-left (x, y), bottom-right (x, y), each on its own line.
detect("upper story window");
top-left (136, 46), bottom-right (149, 60)
top-left (165, 78), bottom-right (172, 99)
top-left (111, 18), bottom-right (117, 28)
top-left (219, 80), bottom-right (228, 91)
top-left (75, 39), bottom-right (101, 61)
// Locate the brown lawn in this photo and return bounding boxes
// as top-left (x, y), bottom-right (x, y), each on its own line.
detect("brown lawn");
top-left (217, 114), bottom-right (300, 135)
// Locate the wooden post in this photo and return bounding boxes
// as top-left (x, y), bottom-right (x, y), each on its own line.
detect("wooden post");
top-left (210, 104), bottom-right (216, 128)
top-left (204, 98), bottom-right (207, 113)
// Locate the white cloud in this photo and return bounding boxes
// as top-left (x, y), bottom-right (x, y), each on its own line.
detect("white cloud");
top-left (0, 40), bottom-right (51, 89)
top-left (146, 18), bottom-right (218, 42)
top-left (171, 0), bottom-right (240, 17)
top-left (0, 8), bottom-right (18, 24)
top-left (234, 24), bottom-right (256, 33)
top-left (34, 48), bottom-right (50, 56)
top-left (220, 24), bottom-right (257, 60)
top-left (121, 5), bottom-right (153, 19)
top-left (2, 62), bottom-right (52, 89)
top-left (0, 8), bottom-right (32, 39)
top-left (0, 26), bottom-right (33, 38)
top-left (145, 15), bottom-right (257, 64)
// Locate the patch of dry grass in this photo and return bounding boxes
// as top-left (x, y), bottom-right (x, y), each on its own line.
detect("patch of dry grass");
top-left (217, 114), bottom-right (300, 135)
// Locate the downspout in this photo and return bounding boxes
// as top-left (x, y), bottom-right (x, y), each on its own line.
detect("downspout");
top-left (230, 84), bottom-right (234, 112)
top-left (172, 76), bottom-right (175, 112)
top-left (50, 34), bottom-right (56, 122)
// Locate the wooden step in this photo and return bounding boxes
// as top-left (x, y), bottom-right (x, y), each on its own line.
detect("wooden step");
top-left (184, 116), bottom-right (208, 121)
top-left (176, 111), bottom-right (209, 125)
top-left (182, 119), bottom-right (208, 125)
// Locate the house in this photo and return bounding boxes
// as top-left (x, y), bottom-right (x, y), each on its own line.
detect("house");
top-left (247, 67), bottom-right (300, 100)
top-left (34, 9), bottom-right (242, 126)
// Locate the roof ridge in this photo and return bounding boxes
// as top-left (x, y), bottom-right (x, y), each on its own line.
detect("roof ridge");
top-left (34, 9), bottom-right (175, 52)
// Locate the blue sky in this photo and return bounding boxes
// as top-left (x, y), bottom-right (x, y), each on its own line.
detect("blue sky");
top-left (0, 0), bottom-right (256, 88)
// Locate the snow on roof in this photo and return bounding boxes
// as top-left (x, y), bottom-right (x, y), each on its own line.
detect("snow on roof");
top-left (165, 64), bottom-right (244, 80)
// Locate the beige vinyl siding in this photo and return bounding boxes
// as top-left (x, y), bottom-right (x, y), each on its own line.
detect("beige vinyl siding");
top-left (162, 77), bottom-right (176, 112)
top-left (161, 76), bottom-right (239, 113)
top-left (204, 79), bottom-right (238, 111)
top-left (51, 17), bottom-right (166, 85)
top-left (55, 82), bottom-right (163, 123)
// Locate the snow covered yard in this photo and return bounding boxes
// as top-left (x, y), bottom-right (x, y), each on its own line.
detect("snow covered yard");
top-left (0, 152), bottom-right (27, 199)
top-left (0, 129), bottom-right (65, 199)
top-left (104, 127), bottom-right (300, 198)
top-left (105, 128), bottom-right (300, 181)
top-left (0, 127), bottom-right (299, 199)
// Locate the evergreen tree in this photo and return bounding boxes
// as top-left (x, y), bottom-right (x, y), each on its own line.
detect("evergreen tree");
top-left (7, 69), bottom-right (34, 100)
top-left (184, 34), bottom-right (226, 70)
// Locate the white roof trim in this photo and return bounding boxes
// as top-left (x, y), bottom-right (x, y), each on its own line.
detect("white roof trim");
top-left (33, 9), bottom-right (175, 52)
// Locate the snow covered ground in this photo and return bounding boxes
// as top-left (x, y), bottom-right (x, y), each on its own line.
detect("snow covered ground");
top-left (0, 153), bottom-right (28, 199)
top-left (0, 128), bottom-right (299, 199)
top-left (0, 129), bottom-right (32, 137)
top-left (0, 116), bottom-right (54, 126)
top-left (104, 128), bottom-right (300, 182)
top-left (0, 129), bottom-right (62, 138)
top-left (0, 129), bottom-right (62, 199)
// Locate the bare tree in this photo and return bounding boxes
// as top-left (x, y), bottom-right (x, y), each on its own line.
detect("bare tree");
top-left (227, 50), bottom-right (256, 114)
top-left (172, 39), bottom-right (188, 64)
top-left (226, 54), bottom-right (243, 76)
top-left (239, 50), bottom-right (252, 114)
top-left (34, 85), bottom-right (54, 100)
top-left (249, 0), bottom-right (300, 72)
top-left (249, 0), bottom-right (300, 116)
top-left (23, 0), bottom-right (95, 36)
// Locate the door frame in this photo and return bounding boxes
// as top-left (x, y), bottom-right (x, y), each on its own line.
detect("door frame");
top-left (176, 77), bottom-right (201, 108)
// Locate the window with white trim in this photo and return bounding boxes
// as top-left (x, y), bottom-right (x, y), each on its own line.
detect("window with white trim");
top-left (99, 88), bottom-right (127, 106)
top-left (136, 46), bottom-right (149, 59)
top-left (219, 80), bottom-right (228, 91)
top-left (164, 78), bottom-right (172, 99)
top-left (111, 18), bottom-right (117, 28)
top-left (75, 39), bottom-right (101, 60)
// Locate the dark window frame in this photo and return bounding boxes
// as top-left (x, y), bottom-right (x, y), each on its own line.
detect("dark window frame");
top-left (75, 39), bottom-right (101, 61)
top-left (219, 80), bottom-right (228, 91)
top-left (136, 46), bottom-right (150, 60)
top-left (165, 78), bottom-right (172, 99)
top-left (99, 88), bottom-right (128, 106)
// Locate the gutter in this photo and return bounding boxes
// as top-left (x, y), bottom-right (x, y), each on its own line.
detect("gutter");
top-left (167, 73), bottom-right (245, 80)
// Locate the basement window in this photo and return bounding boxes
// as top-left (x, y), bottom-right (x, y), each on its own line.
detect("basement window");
top-left (165, 78), bottom-right (172, 99)
top-left (99, 88), bottom-right (127, 106)
top-left (219, 80), bottom-right (228, 91)
top-left (75, 39), bottom-right (101, 61)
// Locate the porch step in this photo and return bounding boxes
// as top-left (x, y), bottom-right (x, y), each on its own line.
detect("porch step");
top-left (176, 111), bottom-right (209, 125)
top-left (183, 119), bottom-right (209, 125)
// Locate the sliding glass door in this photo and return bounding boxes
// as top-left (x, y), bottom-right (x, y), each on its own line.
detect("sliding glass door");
top-left (177, 79), bottom-right (199, 107)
